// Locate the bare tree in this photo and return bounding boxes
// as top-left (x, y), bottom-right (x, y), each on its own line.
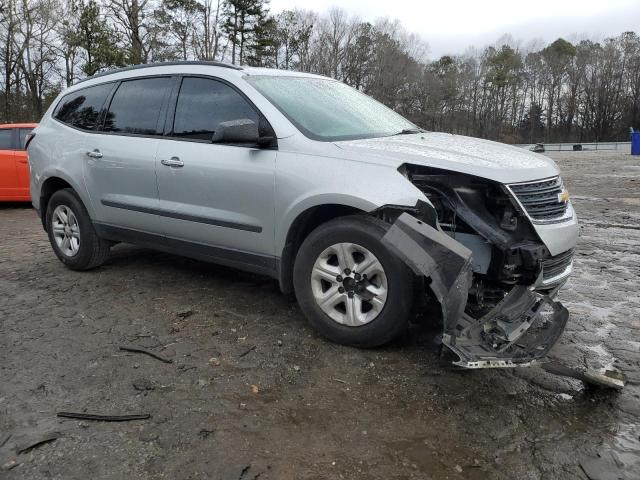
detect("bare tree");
top-left (192, 0), bottom-right (222, 60)
top-left (107, 0), bottom-right (151, 64)
top-left (0, 0), bottom-right (22, 120)
top-left (55, 0), bottom-right (81, 87)
top-left (17, 0), bottom-right (59, 117)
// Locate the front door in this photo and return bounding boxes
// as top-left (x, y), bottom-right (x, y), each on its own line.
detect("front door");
top-left (156, 76), bottom-right (277, 273)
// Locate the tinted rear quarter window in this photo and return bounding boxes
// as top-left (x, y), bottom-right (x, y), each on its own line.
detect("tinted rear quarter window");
top-left (104, 77), bottom-right (171, 135)
top-left (0, 129), bottom-right (13, 149)
top-left (173, 77), bottom-right (259, 141)
top-left (54, 83), bottom-right (113, 130)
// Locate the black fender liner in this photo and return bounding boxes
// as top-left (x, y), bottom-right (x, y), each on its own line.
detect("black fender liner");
top-left (381, 213), bottom-right (473, 334)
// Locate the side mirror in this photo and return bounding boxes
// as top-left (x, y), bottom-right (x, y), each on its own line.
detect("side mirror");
top-left (212, 119), bottom-right (274, 147)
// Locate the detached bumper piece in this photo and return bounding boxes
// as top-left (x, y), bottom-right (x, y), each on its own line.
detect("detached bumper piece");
top-left (444, 287), bottom-right (568, 368)
top-left (382, 213), bottom-right (569, 369)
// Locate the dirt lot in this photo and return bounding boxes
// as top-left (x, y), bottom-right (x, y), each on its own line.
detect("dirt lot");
top-left (1, 151), bottom-right (639, 480)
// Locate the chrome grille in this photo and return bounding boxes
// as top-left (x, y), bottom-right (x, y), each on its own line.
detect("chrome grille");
top-left (542, 249), bottom-right (574, 280)
top-left (508, 177), bottom-right (568, 222)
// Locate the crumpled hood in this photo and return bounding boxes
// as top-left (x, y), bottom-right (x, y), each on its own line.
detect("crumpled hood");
top-left (335, 132), bottom-right (559, 184)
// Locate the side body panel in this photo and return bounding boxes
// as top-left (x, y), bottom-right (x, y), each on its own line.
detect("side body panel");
top-left (29, 119), bottom-right (94, 215)
top-left (273, 136), bottom-right (430, 257)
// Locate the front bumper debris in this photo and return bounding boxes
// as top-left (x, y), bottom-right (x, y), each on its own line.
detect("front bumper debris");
top-left (443, 288), bottom-right (569, 368)
top-left (382, 213), bottom-right (569, 368)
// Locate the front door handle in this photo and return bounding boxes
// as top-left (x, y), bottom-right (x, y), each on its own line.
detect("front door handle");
top-left (161, 157), bottom-right (184, 168)
top-left (86, 149), bottom-right (103, 159)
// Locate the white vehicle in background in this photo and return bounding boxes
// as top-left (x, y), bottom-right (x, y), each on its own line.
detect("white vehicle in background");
top-left (28, 62), bottom-right (578, 368)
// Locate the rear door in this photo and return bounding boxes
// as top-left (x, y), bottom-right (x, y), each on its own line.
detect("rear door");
top-left (155, 76), bottom-right (277, 271)
top-left (84, 76), bottom-right (173, 233)
top-left (52, 81), bottom-right (116, 206)
top-left (0, 128), bottom-right (17, 199)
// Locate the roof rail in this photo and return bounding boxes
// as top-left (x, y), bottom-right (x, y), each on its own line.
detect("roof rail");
top-left (74, 61), bottom-right (242, 85)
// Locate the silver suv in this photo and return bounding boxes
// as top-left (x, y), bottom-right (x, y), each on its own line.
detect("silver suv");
top-left (29, 62), bottom-right (578, 368)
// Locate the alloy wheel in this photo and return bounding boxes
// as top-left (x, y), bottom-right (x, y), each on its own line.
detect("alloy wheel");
top-left (310, 242), bottom-right (388, 326)
top-left (52, 205), bottom-right (81, 257)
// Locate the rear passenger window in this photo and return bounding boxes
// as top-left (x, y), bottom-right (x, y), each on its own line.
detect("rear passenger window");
top-left (0, 129), bottom-right (13, 149)
top-left (173, 77), bottom-right (259, 141)
top-left (103, 77), bottom-right (171, 135)
top-left (54, 83), bottom-right (112, 130)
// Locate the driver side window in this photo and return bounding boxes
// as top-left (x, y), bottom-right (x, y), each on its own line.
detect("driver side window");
top-left (172, 77), bottom-right (259, 141)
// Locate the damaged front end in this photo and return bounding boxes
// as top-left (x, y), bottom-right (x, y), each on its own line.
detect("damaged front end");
top-left (381, 166), bottom-right (575, 368)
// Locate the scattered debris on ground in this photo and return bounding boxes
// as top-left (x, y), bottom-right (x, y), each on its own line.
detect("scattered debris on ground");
top-left (540, 362), bottom-right (626, 389)
top-left (56, 413), bottom-right (151, 422)
top-left (119, 345), bottom-right (174, 364)
top-left (176, 309), bottom-right (195, 320)
top-left (238, 345), bottom-right (257, 357)
top-left (16, 434), bottom-right (60, 454)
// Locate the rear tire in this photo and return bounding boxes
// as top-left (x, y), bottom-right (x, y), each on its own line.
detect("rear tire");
top-left (46, 188), bottom-right (110, 270)
top-left (293, 215), bottom-right (414, 348)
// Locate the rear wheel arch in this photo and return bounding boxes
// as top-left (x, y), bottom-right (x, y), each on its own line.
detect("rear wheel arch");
top-left (40, 177), bottom-right (74, 229)
top-left (39, 176), bottom-right (93, 230)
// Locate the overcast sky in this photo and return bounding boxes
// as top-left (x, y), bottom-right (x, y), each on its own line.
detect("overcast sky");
top-left (269, 0), bottom-right (640, 58)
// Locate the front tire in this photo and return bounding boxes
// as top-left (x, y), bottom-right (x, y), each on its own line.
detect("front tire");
top-left (293, 215), bottom-right (414, 347)
top-left (46, 189), bottom-right (110, 270)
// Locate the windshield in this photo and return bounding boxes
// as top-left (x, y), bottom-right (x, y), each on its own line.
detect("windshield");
top-left (245, 75), bottom-right (419, 142)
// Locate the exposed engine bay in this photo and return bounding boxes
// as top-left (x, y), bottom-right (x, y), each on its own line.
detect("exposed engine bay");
top-left (379, 165), bottom-right (575, 368)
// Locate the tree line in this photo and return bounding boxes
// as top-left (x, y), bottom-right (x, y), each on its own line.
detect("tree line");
top-left (1, 0), bottom-right (639, 143)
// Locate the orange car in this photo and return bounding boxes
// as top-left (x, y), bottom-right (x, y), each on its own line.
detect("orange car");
top-left (0, 123), bottom-right (37, 201)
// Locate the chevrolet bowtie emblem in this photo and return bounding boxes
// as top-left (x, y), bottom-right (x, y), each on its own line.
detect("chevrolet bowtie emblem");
top-left (558, 190), bottom-right (570, 203)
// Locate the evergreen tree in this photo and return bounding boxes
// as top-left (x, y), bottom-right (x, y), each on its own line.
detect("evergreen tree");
top-left (244, 11), bottom-right (275, 66)
top-left (66, 0), bottom-right (124, 76)
top-left (152, 0), bottom-right (201, 61)
top-left (222, 0), bottom-right (268, 65)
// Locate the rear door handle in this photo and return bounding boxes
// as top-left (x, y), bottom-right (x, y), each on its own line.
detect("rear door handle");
top-left (161, 157), bottom-right (184, 168)
top-left (86, 149), bottom-right (103, 159)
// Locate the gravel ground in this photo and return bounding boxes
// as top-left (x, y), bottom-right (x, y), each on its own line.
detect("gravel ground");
top-left (1, 150), bottom-right (639, 480)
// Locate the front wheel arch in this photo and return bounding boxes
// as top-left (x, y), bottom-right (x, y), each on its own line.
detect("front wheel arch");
top-left (279, 204), bottom-right (366, 294)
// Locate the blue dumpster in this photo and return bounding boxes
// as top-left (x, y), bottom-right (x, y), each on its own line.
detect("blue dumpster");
top-left (633, 131), bottom-right (640, 155)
